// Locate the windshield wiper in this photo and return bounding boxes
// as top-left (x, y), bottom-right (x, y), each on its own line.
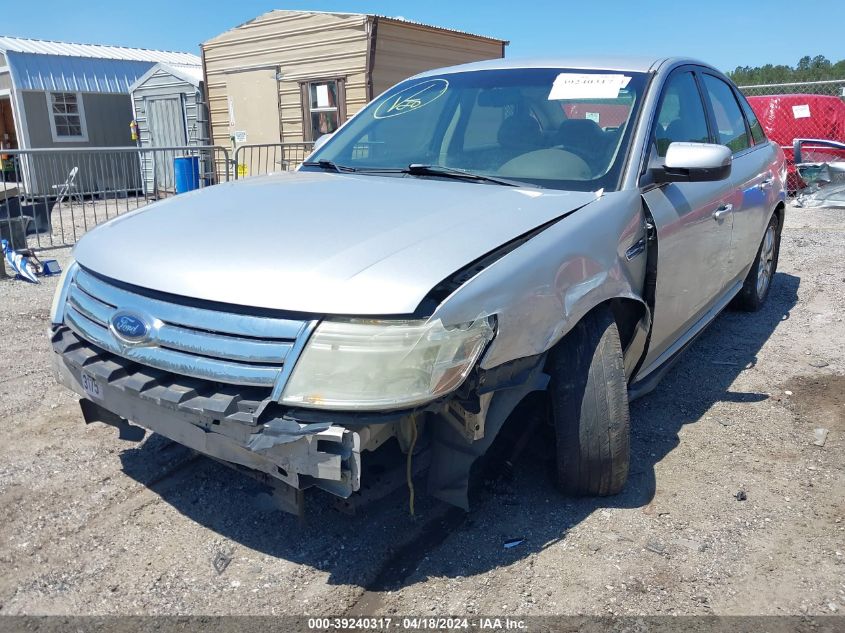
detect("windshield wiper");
top-left (405, 164), bottom-right (534, 188)
top-left (301, 159), bottom-right (357, 172)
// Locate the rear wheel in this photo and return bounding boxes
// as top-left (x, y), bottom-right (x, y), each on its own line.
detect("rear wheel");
top-left (548, 306), bottom-right (630, 496)
top-left (734, 211), bottom-right (781, 311)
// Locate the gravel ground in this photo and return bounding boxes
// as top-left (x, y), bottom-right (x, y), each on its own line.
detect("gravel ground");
top-left (0, 204), bottom-right (842, 616)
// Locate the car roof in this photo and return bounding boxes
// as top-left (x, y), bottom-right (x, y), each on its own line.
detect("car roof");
top-left (412, 56), bottom-right (711, 78)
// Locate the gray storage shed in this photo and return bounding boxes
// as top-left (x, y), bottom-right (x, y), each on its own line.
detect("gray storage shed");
top-left (129, 63), bottom-right (209, 192)
top-left (129, 63), bottom-right (208, 147)
top-left (0, 36), bottom-right (199, 194)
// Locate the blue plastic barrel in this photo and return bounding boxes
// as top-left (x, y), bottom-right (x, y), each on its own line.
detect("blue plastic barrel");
top-left (174, 156), bottom-right (200, 194)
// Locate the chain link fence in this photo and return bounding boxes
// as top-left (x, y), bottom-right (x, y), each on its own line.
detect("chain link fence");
top-left (738, 78), bottom-right (845, 98)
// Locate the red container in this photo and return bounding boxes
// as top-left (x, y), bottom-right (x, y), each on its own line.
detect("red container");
top-left (747, 94), bottom-right (845, 190)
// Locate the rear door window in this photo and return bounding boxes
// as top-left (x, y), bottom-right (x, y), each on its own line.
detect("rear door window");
top-left (702, 74), bottom-right (750, 153)
top-left (736, 92), bottom-right (767, 145)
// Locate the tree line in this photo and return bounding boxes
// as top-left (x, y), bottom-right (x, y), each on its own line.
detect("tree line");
top-left (728, 55), bottom-right (845, 86)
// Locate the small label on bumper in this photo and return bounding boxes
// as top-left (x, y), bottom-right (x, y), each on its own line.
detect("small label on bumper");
top-left (80, 372), bottom-right (103, 400)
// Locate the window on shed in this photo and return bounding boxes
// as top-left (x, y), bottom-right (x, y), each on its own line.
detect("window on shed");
top-left (302, 79), bottom-right (345, 141)
top-left (48, 92), bottom-right (88, 142)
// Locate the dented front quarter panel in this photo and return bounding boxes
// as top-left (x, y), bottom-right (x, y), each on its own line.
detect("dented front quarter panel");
top-left (432, 190), bottom-right (649, 370)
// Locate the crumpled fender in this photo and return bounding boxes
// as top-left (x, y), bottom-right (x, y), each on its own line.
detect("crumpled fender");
top-left (431, 189), bottom-right (649, 370)
top-left (425, 190), bottom-right (650, 509)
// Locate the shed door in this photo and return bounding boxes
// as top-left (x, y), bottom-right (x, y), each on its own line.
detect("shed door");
top-left (148, 96), bottom-right (187, 147)
top-left (147, 96), bottom-right (187, 192)
top-left (225, 68), bottom-right (281, 147)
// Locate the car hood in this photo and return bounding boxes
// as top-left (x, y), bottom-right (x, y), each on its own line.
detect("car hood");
top-left (73, 171), bottom-right (597, 315)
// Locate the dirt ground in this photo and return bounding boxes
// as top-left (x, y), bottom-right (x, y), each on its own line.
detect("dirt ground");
top-left (0, 204), bottom-right (842, 617)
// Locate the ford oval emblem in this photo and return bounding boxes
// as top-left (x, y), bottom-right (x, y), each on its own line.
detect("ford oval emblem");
top-left (110, 310), bottom-right (151, 344)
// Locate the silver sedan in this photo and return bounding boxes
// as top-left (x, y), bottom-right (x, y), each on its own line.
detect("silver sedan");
top-left (51, 56), bottom-right (786, 513)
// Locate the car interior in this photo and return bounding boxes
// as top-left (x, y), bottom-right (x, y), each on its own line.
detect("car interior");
top-left (453, 92), bottom-right (630, 181)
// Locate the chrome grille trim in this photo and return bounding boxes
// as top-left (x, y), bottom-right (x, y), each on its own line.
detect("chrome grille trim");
top-left (65, 307), bottom-right (280, 387)
top-left (153, 323), bottom-right (293, 364)
top-left (74, 268), bottom-right (304, 339)
top-left (63, 267), bottom-right (317, 390)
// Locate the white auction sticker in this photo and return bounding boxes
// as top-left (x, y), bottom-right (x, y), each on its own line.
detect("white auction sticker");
top-left (792, 104), bottom-right (811, 119)
top-left (316, 84), bottom-right (330, 108)
top-left (548, 73), bottom-right (631, 100)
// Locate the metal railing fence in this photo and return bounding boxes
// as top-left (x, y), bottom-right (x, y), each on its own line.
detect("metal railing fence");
top-left (233, 142), bottom-right (314, 179)
top-left (1, 145), bottom-right (232, 251)
top-left (0, 142), bottom-right (316, 253)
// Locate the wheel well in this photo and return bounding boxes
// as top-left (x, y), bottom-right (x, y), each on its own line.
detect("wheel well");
top-left (543, 299), bottom-right (648, 376)
top-left (608, 297), bottom-right (648, 353)
top-left (774, 201), bottom-right (786, 231)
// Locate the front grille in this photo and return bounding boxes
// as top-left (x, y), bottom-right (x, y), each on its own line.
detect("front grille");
top-left (62, 267), bottom-right (316, 393)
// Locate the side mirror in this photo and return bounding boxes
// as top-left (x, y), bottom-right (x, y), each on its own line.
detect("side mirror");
top-left (653, 142), bottom-right (732, 183)
top-left (312, 132), bottom-right (334, 153)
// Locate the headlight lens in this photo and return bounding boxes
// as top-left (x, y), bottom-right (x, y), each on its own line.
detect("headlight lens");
top-left (49, 259), bottom-right (77, 325)
top-left (280, 317), bottom-right (495, 411)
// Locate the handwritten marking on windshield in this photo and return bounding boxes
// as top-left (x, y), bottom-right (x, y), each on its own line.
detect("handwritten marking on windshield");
top-left (374, 79), bottom-right (449, 119)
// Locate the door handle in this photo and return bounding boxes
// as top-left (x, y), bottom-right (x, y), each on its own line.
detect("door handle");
top-left (712, 203), bottom-right (733, 221)
top-left (758, 177), bottom-right (774, 190)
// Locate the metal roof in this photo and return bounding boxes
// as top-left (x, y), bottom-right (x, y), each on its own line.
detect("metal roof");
top-left (8, 52), bottom-right (156, 93)
top-left (128, 62), bottom-right (204, 93)
top-left (0, 36), bottom-right (200, 94)
top-left (375, 15), bottom-right (507, 44)
top-left (0, 35), bottom-right (199, 64)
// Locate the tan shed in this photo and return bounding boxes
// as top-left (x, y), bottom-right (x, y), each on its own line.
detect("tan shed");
top-left (201, 10), bottom-right (507, 149)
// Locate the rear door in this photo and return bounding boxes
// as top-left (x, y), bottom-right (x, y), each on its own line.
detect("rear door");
top-left (700, 74), bottom-right (778, 282)
top-left (639, 68), bottom-right (735, 370)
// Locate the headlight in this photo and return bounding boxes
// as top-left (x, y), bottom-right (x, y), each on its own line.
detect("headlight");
top-left (49, 259), bottom-right (77, 325)
top-left (280, 317), bottom-right (495, 411)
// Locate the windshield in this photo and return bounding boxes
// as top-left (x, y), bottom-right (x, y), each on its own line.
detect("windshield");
top-left (306, 68), bottom-right (648, 191)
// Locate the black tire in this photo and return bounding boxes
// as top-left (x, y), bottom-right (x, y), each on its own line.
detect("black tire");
top-left (733, 211), bottom-right (781, 312)
top-left (548, 306), bottom-right (630, 496)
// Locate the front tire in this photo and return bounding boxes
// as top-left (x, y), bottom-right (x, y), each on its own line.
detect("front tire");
top-left (734, 211), bottom-right (781, 311)
top-left (548, 306), bottom-right (630, 496)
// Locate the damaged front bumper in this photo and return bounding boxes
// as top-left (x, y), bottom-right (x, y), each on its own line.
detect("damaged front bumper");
top-left (52, 324), bottom-right (550, 515)
top-left (51, 325), bottom-right (364, 505)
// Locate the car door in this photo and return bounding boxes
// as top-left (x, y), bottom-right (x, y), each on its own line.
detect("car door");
top-left (700, 74), bottom-right (779, 283)
top-left (638, 68), bottom-right (736, 371)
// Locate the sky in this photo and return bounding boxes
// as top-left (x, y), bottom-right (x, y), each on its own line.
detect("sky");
top-left (4, 0), bottom-right (845, 74)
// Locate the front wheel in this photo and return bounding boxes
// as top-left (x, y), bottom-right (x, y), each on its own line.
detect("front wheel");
top-left (548, 306), bottom-right (630, 496)
top-left (733, 211), bottom-right (781, 311)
